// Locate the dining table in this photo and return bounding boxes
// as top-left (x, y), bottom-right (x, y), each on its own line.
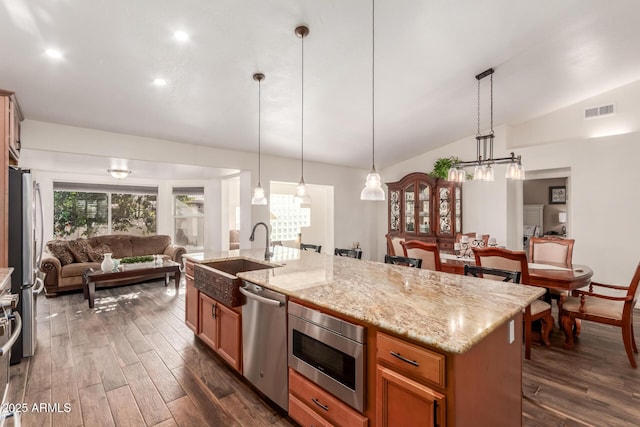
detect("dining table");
top-left (440, 252), bottom-right (593, 293)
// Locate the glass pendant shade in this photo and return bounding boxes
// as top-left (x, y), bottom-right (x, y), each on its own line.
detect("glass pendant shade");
top-left (505, 162), bottom-right (517, 179)
top-left (293, 178), bottom-right (311, 205)
top-left (447, 167), bottom-right (458, 181)
top-left (516, 163), bottom-right (526, 180)
top-left (484, 165), bottom-right (494, 181)
top-left (361, 168), bottom-right (385, 200)
top-left (457, 169), bottom-right (466, 183)
top-left (251, 183), bottom-right (267, 205)
top-left (473, 165), bottom-right (484, 181)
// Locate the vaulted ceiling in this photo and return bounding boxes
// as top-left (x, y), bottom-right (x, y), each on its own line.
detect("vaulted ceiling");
top-left (2, 0), bottom-right (639, 169)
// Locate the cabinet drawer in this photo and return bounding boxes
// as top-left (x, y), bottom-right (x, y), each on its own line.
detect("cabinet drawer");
top-left (185, 261), bottom-right (195, 277)
top-left (289, 369), bottom-right (367, 427)
top-left (377, 332), bottom-right (445, 389)
top-left (289, 394), bottom-right (331, 427)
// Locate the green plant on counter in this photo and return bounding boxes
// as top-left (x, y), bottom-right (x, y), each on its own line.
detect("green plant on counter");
top-left (120, 255), bottom-right (154, 264)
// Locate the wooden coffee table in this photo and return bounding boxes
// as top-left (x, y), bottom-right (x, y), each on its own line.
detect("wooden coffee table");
top-left (83, 261), bottom-right (181, 308)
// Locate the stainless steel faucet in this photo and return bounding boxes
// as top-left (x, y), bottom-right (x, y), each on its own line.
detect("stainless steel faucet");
top-left (249, 222), bottom-right (273, 261)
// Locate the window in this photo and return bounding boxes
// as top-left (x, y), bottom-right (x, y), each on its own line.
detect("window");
top-left (173, 187), bottom-right (204, 251)
top-left (270, 194), bottom-right (310, 242)
top-left (53, 183), bottom-right (157, 239)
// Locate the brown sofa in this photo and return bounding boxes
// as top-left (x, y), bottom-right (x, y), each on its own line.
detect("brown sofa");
top-left (39, 235), bottom-right (186, 297)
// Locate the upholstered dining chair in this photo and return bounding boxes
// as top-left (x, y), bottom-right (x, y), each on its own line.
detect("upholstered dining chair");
top-left (334, 248), bottom-right (362, 259)
top-left (385, 233), bottom-right (405, 257)
top-left (529, 236), bottom-right (576, 312)
top-left (560, 262), bottom-right (640, 368)
top-left (473, 247), bottom-right (553, 360)
top-left (384, 255), bottom-right (423, 268)
top-left (400, 240), bottom-right (442, 272)
top-left (300, 243), bottom-right (322, 253)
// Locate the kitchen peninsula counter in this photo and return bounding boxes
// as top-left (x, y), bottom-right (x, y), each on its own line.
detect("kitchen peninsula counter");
top-left (184, 247), bottom-right (544, 355)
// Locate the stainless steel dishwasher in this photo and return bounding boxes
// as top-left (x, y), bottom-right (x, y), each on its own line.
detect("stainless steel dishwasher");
top-left (239, 281), bottom-right (288, 411)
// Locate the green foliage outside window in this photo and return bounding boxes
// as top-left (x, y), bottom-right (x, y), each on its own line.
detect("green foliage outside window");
top-left (54, 191), bottom-right (157, 238)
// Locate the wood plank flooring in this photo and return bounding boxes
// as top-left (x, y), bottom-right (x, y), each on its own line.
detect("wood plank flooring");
top-left (6, 279), bottom-right (640, 426)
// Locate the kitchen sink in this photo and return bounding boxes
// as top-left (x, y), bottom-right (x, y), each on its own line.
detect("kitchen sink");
top-left (194, 258), bottom-right (275, 307)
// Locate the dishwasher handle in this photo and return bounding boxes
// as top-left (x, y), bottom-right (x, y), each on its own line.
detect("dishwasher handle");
top-left (239, 286), bottom-right (284, 307)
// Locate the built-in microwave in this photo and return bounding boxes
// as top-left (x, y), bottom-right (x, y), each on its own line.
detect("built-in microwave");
top-left (287, 301), bottom-right (366, 412)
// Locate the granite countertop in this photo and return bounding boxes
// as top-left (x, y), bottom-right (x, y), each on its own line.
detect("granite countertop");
top-left (184, 247), bottom-right (545, 354)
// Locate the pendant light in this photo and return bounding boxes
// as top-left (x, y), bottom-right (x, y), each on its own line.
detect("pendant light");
top-left (447, 68), bottom-right (525, 182)
top-left (360, 0), bottom-right (385, 201)
top-left (293, 25), bottom-right (311, 205)
top-left (251, 72), bottom-right (267, 205)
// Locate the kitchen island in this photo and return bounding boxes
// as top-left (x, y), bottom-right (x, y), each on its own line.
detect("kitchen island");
top-left (184, 247), bottom-right (545, 427)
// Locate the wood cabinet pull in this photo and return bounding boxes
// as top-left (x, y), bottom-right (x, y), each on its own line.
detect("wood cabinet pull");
top-left (212, 304), bottom-right (216, 318)
top-left (390, 351), bottom-right (419, 367)
top-left (311, 398), bottom-right (329, 411)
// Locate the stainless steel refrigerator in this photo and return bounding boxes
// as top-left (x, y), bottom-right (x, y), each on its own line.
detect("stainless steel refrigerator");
top-left (8, 167), bottom-right (44, 364)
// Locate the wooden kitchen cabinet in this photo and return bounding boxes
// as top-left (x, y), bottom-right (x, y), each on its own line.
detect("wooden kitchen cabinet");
top-left (199, 292), bottom-right (218, 349)
top-left (197, 291), bottom-right (242, 372)
top-left (376, 331), bottom-right (445, 427)
top-left (376, 366), bottom-right (445, 427)
top-left (387, 172), bottom-right (461, 252)
top-left (1, 90), bottom-right (22, 268)
top-left (289, 368), bottom-right (368, 427)
top-left (184, 260), bottom-right (199, 332)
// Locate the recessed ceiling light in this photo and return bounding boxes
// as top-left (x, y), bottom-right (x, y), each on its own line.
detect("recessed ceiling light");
top-left (153, 78), bottom-right (167, 86)
top-left (45, 48), bottom-right (63, 59)
top-left (173, 31), bottom-right (189, 42)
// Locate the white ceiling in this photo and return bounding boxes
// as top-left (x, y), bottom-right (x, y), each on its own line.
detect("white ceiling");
top-left (2, 0), bottom-right (640, 170)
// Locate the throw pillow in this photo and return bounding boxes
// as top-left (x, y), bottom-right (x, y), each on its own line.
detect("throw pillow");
top-left (87, 243), bottom-right (112, 262)
top-left (67, 239), bottom-right (92, 263)
top-left (46, 241), bottom-right (74, 266)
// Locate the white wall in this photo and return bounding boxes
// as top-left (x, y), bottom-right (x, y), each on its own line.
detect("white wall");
top-left (21, 120), bottom-right (378, 258)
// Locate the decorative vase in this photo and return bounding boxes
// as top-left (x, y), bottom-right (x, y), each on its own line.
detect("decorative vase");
top-left (101, 253), bottom-right (114, 272)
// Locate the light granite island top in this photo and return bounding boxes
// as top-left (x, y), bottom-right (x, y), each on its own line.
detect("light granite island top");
top-left (184, 246), bottom-right (545, 355)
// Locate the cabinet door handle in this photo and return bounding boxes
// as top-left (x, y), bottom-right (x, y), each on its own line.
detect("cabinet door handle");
top-left (212, 304), bottom-right (216, 319)
top-left (390, 351), bottom-right (419, 367)
top-left (311, 398), bottom-right (329, 412)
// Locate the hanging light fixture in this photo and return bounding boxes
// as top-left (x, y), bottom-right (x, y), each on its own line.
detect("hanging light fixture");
top-left (293, 25), bottom-right (311, 205)
top-left (251, 72), bottom-right (267, 205)
top-left (447, 68), bottom-right (525, 182)
top-left (360, 0), bottom-right (385, 201)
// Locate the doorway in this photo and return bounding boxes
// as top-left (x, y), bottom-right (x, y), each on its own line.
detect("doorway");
top-left (522, 168), bottom-right (571, 244)
top-left (269, 181), bottom-right (334, 253)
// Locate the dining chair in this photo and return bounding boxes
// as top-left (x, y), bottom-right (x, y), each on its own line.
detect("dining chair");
top-left (473, 247), bottom-right (553, 359)
top-left (385, 233), bottom-right (405, 257)
top-left (384, 255), bottom-right (423, 268)
top-left (529, 236), bottom-right (576, 312)
top-left (463, 265), bottom-right (521, 283)
top-left (300, 243), bottom-right (322, 253)
top-left (400, 240), bottom-right (441, 271)
top-left (334, 248), bottom-right (362, 259)
top-left (560, 262), bottom-right (640, 368)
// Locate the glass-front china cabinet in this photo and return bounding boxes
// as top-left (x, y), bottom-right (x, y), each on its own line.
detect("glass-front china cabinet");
top-left (387, 172), bottom-right (462, 252)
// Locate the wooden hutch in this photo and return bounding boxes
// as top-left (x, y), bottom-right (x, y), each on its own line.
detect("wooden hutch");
top-left (386, 172), bottom-right (462, 252)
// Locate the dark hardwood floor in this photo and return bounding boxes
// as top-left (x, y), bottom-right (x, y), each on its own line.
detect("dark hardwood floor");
top-left (6, 279), bottom-right (640, 426)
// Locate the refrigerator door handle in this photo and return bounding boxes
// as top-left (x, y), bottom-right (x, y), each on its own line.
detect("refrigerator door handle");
top-left (0, 313), bottom-right (22, 356)
top-left (35, 182), bottom-right (44, 267)
top-left (32, 277), bottom-right (44, 295)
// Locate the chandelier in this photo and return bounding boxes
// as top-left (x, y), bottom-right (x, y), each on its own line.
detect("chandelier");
top-left (448, 68), bottom-right (524, 182)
